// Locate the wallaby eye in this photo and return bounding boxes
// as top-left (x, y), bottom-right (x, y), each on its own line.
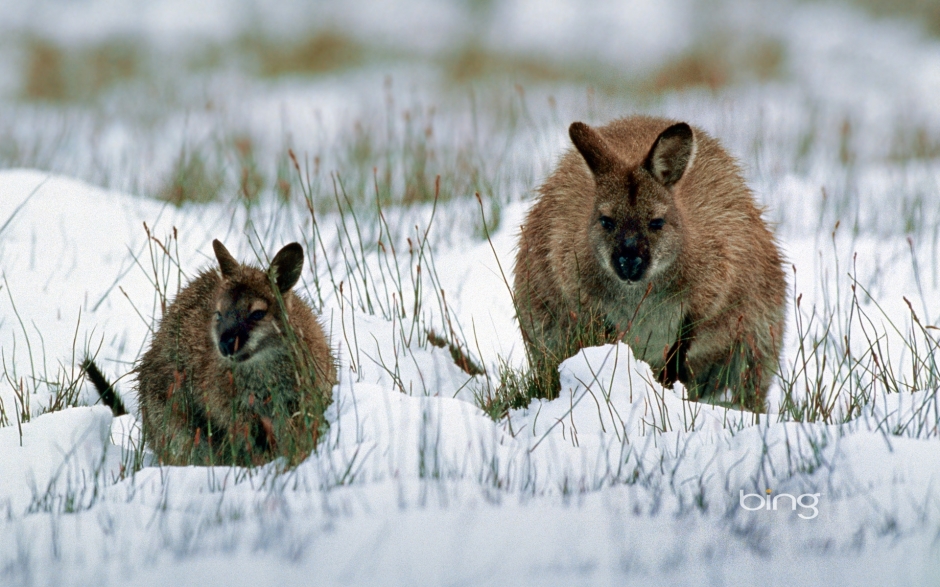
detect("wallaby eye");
top-left (649, 218), bottom-right (666, 230)
top-left (598, 216), bottom-right (615, 231)
top-left (249, 310), bottom-right (267, 322)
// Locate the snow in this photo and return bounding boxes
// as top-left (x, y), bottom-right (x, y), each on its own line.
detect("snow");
top-left (2, 0), bottom-right (940, 585)
top-left (0, 406), bottom-right (114, 514)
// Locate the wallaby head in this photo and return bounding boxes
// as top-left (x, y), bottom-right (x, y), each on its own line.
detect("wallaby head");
top-left (569, 121), bottom-right (695, 284)
top-left (210, 239), bottom-right (305, 362)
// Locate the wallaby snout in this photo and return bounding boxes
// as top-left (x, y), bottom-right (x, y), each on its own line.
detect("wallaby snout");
top-left (612, 237), bottom-right (647, 282)
top-left (216, 320), bottom-right (245, 357)
top-left (214, 307), bottom-right (264, 360)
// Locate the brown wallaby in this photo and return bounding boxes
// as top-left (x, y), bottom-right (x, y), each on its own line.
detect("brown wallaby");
top-left (136, 239), bottom-right (337, 466)
top-left (513, 116), bottom-right (786, 412)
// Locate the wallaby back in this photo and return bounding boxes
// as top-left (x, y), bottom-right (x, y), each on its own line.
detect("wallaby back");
top-left (514, 115), bottom-right (786, 411)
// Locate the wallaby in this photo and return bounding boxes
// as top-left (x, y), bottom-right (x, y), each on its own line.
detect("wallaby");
top-left (130, 239), bottom-right (337, 466)
top-left (513, 116), bottom-right (786, 412)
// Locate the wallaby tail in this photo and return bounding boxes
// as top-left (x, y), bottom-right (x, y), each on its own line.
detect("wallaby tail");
top-left (81, 358), bottom-right (127, 416)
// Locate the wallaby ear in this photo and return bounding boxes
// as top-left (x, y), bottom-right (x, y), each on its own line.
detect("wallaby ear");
top-left (269, 242), bottom-right (304, 293)
top-left (213, 240), bottom-right (239, 279)
top-left (569, 122), bottom-right (616, 176)
top-left (644, 123), bottom-right (695, 188)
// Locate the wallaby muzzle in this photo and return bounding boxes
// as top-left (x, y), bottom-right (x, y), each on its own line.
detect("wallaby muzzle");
top-left (612, 237), bottom-right (648, 282)
top-left (217, 317), bottom-right (249, 358)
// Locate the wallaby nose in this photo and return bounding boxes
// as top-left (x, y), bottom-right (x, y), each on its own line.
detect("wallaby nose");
top-left (218, 329), bottom-right (242, 357)
top-left (613, 254), bottom-right (645, 281)
top-left (612, 239), bottom-right (647, 282)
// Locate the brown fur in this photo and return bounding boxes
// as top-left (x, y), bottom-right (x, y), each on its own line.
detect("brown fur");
top-left (136, 240), bottom-right (337, 466)
top-left (513, 116), bottom-right (786, 411)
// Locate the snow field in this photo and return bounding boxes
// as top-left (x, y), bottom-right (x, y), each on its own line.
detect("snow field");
top-left (2, 0), bottom-right (940, 584)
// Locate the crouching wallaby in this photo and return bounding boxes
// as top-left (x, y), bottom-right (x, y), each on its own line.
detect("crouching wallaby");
top-left (93, 239), bottom-right (337, 466)
top-left (513, 116), bottom-right (786, 412)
